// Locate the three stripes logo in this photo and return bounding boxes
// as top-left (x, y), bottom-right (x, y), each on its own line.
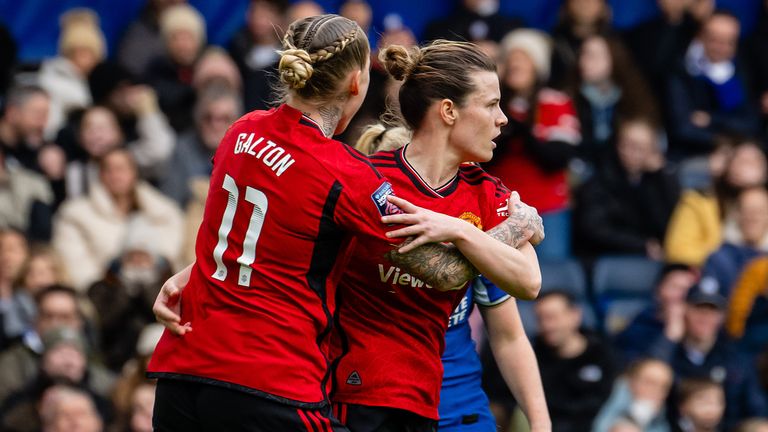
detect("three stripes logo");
top-left (346, 371), bottom-right (362, 386)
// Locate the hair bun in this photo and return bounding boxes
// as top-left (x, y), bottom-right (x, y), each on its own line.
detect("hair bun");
top-left (278, 49), bottom-right (314, 89)
top-left (380, 45), bottom-right (417, 81)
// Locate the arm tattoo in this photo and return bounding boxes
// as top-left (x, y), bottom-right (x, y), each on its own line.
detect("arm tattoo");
top-left (385, 203), bottom-right (543, 289)
top-left (318, 105), bottom-right (341, 138)
top-left (487, 202), bottom-right (544, 247)
top-left (385, 239), bottom-right (478, 291)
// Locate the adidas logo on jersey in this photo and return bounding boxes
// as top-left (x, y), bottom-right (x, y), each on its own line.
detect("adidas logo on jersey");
top-left (346, 371), bottom-right (362, 386)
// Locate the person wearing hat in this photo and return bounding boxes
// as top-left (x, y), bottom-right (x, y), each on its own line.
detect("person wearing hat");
top-left (484, 29), bottom-right (581, 260)
top-left (145, 4), bottom-right (207, 133)
top-left (37, 8), bottom-right (106, 140)
top-left (645, 277), bottom-right (768, 427)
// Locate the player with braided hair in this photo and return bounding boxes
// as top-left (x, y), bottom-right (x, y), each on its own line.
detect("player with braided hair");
top-left (148, 14), bottom-right (544, 432)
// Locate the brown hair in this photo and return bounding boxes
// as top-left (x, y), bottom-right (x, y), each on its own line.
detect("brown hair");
top-left (380, 40), bottom-right (497, 130)
top-left (277, 14), bottom-right (368, 103)
top-left (572, 34), bottom-right (659, 126)
top-left (677, 377), bottom-right (723, 405)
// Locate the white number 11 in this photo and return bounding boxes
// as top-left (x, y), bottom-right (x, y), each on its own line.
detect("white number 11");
top-left (211, 174), bottom-right (268, 286)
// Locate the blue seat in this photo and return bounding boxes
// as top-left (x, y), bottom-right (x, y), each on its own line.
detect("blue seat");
top-left (592, 255), bottom-right (663, 335)
top-left (517, 259), bottom-right (596, 337)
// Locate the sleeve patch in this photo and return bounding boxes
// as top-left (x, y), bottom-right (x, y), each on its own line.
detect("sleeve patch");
top-left (371, 182), bottom-right (402, 216)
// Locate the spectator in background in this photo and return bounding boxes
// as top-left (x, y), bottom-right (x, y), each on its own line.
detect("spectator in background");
top-left (0, 85), bottom-right (51, 172)
top-left (88, 62), bottom-right (175, 182)
top-left (285, 1), bottom-right (324, 24)
top-left (88, 243), bottom-right (172, 372)
top-left (593, 359), bottom-right (674, 432)
top-left (229, 0), bottom-right (286, 111)
top-left (1, 245), bottom-right (68, 352)
top-left (161, 84), bottom-right (241, 207)
top-left (0, 286), bottom-right (113, 405)
top-left (340, 0), bottom-right (373, 35)
top-left (423, 0), bottom-right (523, 51)
top-left (120, 381), bottom-right (155, 432)
top-left (622, 0), bottom-right (713, 95)
top-left (118, 0), bottom-right (186, 78)
top-left (111, 324), bottom-right (162, 432)
top-left (647, 282), bottom-right (768, 427)
top-left (726, 256), bottom-right (768, 355)
top-left (574, 117), bottom-right (680, 258)
top-left (53, 148), bottom-right (183, 291)
top-left (673, 378), bottom-right (725, 432)
top-left (615, 264), bottom-right (698, 364)
top-left (550, 0), bottom-right (612, 90)
top-left (485, 29), bottom-right (580, 260)
top-left (193, 47), bottom-right (243, 94)
top-left (38, 9), bottom-right (105, 140)
top-left (665, 137), bottom-right (767, 267)
top-left (145, 4), bottom-right (206, 133)
top-left (700, 186), bottom-right (768, 298)
top-left (64, 105), bottom-right (125, 199)
top-left (0, 327), bottom-right (113, 431)
top-left (666, 11), bottom-right (759, 158)
top-left (0, 148), bottom-right (54, 241)
top-left (570, 34), bottom-right (657, 170)
top-left (735, 418), bottom-right (768, 432)
top-left (531, 291), bottom-right (617, 432)
top-left (0, 228), bottom-right (30, 349)
top-left (38, 385), bottom-right (104, 432)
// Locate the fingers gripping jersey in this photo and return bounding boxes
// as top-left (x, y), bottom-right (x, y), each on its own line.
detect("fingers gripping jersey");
top-left (148, 105), bottom-right (398, 407)
top-left (330, 147), bottom-right (512, 419)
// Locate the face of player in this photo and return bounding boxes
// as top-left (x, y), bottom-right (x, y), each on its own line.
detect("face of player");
top-left (449, 70), bottom-right (507, 163)
top-left (335, 56), bottom-right (371, 136)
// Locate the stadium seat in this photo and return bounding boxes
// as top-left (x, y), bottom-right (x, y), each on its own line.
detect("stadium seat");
top-left (592, 255), bottom-right (663, 335)
top-left (517, 258), bottom-right (597, 338)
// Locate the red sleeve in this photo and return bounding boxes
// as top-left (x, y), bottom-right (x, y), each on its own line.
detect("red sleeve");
top-left (334, 166), bottom-right (400, 242)
top-left (482, 176), bottom-right (512, 231)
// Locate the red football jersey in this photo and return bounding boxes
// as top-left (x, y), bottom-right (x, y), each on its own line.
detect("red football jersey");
top-left (329, 146), bottom-right (512, 419)
top-left (147, 105), bottom-right (399, 407)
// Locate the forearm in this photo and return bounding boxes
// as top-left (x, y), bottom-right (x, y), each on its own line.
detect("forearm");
top-left (491, 330), bottom-right (550, 429)
top-left (483, 301), bottom-right (550, 430)
top-left (173, 263), bottom-right (194, 286)
top-left (387, 219), bottom-right (541, 295)
top-left (453, 226), bottom-right (541, 299)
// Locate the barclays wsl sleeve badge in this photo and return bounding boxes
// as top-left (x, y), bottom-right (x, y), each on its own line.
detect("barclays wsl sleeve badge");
top-left (371, 182), bottom-right (401, 216)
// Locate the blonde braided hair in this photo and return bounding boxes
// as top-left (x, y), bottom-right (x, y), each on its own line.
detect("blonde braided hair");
top-left (276, 14), bottom-right (369, 101)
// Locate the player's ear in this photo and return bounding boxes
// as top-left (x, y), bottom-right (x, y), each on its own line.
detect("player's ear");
top-left (348, 69), bottom-right (362, 96)
top-left (439, 99), bottom-right (457, 126)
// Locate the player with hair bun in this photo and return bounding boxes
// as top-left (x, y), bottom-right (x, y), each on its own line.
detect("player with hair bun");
top-left (148, 16), bottom-right (544, 432)
top-left (328, 40), bottom-right (546, 432)
top-left (353, 125), bottom-right (550, 432)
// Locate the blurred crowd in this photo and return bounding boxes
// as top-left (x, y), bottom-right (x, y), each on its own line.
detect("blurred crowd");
top-left (1, 0), bottom-right (768, 430)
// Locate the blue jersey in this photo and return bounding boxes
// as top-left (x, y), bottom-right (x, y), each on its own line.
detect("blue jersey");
top-left (439, 276), bottom-right (510, 431)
